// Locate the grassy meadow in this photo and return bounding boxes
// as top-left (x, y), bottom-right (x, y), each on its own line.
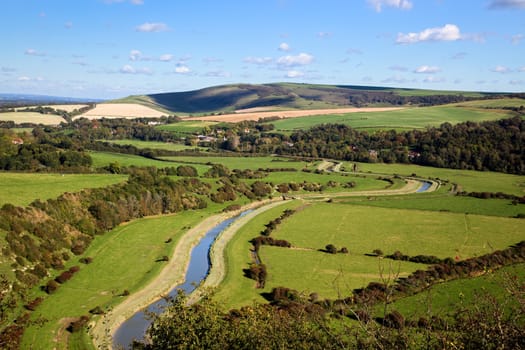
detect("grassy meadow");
top-left (22, 210), bottom-right (210, 349)
top-left (270, 105), bottom-right (515, 133)
top-left (348, 162), bottom-right (525, 196)
top-left (105, 139), bottom-right (207, 152)
top-left (215, 201), bottom-right (525, 309)
top-left (0, 172), bottom-right (127, 207)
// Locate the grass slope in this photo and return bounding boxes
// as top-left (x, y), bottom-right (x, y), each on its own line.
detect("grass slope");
top-left (215, 201), bottom-right (525, 309)
top-left (143, 83), bottom-right (498, 114)
top-left (0, 173), bottom-right (127, 207)
top-left (22, 210), bottom-right (208, 350)
top-left (270, 105), bottom-right (515, 133)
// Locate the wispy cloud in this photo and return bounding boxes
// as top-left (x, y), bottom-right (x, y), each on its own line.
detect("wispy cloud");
top-left (204, 70), bottom-right (231, 78)
top-left (286, 70), bottom-right (304, 78)
top-left (136, 22), bottom-right (169, 32)
top-left (451, 52), bottom-right (467, 60)
top-left (174, 64), bottom-right (191, 74)
top-left (276, 53), bottom-right (314, 67)
top-left (129, 50), bottom-right (142, 61)
top-left (64, 21), bottom-right (73, 29)
top-left (278, 42), bottom-right (291, 51)
top-left (25, 48), bottom-right (46, 56)
top-left (491, 65), bottom-right (512, 73)
top-left (423, 76), bottom-right (445, 83)
top-left (396, 24), bottom-right (462, 44)
top-left (414, 65), bottom-right (441, 74)
top-left (512, 34), bottom-right (524, 44)
top-left (368, 0), bottom-right (413, 12)
top-left (318, 32), bottom-right (332, 39)
top-left (244, 56), bottom-right (273, 65)
top-left (159, 54), bottom-right (173, 62)
top-left (488, 0), bottom-right (525, 9)
top-left (389, 65), bottom-right (408, 72)
top-left (120, 64), bottom-right (153, 75)
top-left (104, 0), bottom-right (144, 4)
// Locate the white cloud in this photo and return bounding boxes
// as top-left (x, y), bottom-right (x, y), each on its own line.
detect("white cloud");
top-left (205, 70), bottom-right (231, 78)
top-left (64, 21), bottom-right (73, 29)
top-left (18, 76), bottom-right (31, 81)
top-left (159, 54), bottom-right (173, 62)
top-left (105, 0), bottom-right (144, 4)
top-left (512, 34), bottom-right (524, 44)
top-left (519, 66), bottom-right (525, 72)
top-left (25, 48), bottom-right (46, 56)
top-left (389, 65), bottom-right (408, 72)
top-left (396, 24), bottom-right (462, 44)
top-left (318, 32), bottom-right (332, 39)
top-left (244, 56), bottom-right (273, 65)
top-left (489, 0), bottom-right (525, 9)
top-left (278, 42), bottom-right (290, 51)
top-left (414, 65), bottom-right (441, 74)
top-left (120, 64), bottom-right (152, 75)
top-left (368, 0), bottom-right (413, 12)
top-left (491, 65), bottom-right (511, 73)
top-left (277, 53), bottom-right (314, 67)
top-left (423, 76), bottom-right (445, 83)
top-left (286, 70), bottom-right (304, 78)
top-left (451, 52), bottom-right (467, 60)
top-left (174, 64), bottom-right (191, 74)
top-left (129, 50), bottom-right (142, 61)
top-left (347, 48), bottom-right (363, 55)
top-left (136, 22), bottom-right (169, 32)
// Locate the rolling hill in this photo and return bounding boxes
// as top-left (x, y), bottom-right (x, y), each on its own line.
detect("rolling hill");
top-left (129, 83), bottom-right (504, 114)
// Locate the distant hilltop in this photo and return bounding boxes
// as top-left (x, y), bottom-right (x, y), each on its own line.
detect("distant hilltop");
top-left (0, 93), bottom-right (103, 106)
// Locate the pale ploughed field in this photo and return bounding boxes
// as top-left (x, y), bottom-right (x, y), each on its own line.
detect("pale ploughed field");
top-left (78, 103), bottom-right (167, 119)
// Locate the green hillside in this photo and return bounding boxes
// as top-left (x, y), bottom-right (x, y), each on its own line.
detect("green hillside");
top-left (118, 83), bottom-right (504, 114)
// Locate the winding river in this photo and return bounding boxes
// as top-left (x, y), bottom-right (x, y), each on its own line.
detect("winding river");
top-left (112, 178), bottom-right (435, 348)
top-left (113, 210), bottom-right (252, 349)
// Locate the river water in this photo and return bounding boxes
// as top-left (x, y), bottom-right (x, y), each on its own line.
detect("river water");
top-left (113, 210), bottom-right (252, 349)
top-left (416, 181), bottom-right (432, 193)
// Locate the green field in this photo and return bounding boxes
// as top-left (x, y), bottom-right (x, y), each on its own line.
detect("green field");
top-left (160, 155), bottom-right (315, 171)
top-left (156, 120), bottom-right (220, 135)
top-left (105, 139), bottom-right (207, 152)
top-left (338, 194), bottom-right (525, 218)
top-left (270, 105), bottom-right (514, 132)
top-left (22, 210), bottom-right (210, 349)
top-left (0, 172), bottom-right (127, 207)
top-left (347, 162), bottom-right (525, 196)
top-left (216, 201), bottom-right (525, 308)
top-left (383, 263), bottom-right (525, 319)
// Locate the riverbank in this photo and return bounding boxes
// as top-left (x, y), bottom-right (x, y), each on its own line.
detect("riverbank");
top-left (90, 198), bottom-right (280, 349)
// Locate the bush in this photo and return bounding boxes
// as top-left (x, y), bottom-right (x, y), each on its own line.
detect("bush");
top-left (325, 244), bottom-right (337, 254)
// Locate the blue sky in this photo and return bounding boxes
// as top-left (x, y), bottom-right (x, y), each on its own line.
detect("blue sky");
top-left (1, 0), bottom-right (524, 99)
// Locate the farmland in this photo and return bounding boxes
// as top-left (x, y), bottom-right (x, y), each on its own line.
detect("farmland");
top-left (214, 201), bottom-right (525, 308)
top-left (0, 172), bottom-right (126, 207)
top-left (0, 84), bottom-right (523, 349)
top-left (0, 112), bottom-right (65, 125)
top-left (269, 104), bottom-right (516, 133)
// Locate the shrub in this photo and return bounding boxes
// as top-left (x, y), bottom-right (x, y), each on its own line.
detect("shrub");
top-left (325, 244), bottom-right (337, 254)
